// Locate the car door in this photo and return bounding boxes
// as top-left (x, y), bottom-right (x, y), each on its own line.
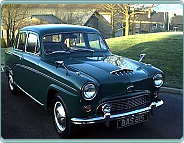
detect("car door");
top-left (21, 32), bottom-right (42, 103)
top-left (12, 32), bottom-right (27, 87)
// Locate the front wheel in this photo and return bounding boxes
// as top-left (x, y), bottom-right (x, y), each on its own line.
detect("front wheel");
top-left (52, 94), bottom-right (73, 138)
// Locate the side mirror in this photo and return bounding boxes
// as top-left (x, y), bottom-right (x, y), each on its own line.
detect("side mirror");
top-left (55, 61), bottom-right (69, 76)
top-left (139, 54), bottom-right (146, 63)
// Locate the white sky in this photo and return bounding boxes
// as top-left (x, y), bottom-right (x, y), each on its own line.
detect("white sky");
top-left (153, 4), bottom-right (183, 20)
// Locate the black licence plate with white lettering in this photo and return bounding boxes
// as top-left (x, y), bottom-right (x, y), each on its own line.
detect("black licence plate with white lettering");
top-left (117, 112), bottom-right (148, 129)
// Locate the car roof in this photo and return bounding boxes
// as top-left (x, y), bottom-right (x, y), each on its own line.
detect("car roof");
top-left (20, 24), bottom-right (100, 37)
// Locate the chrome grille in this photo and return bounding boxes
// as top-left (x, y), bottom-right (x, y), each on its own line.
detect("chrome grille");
top-left (97, 94), bottom-right (150, 114)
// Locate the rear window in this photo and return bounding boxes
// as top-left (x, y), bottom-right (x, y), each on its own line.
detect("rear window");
top-left (15, 32), bottom-right (27, 50)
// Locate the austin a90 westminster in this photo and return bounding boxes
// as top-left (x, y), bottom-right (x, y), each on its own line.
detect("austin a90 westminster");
top-left (5, 24), bottom-right (164, 138)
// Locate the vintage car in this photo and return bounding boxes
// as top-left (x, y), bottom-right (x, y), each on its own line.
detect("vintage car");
top-left (5, 24), bottom-right (164, 138)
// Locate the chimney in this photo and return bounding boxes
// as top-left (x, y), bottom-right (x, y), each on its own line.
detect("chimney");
top-left (148, 9), bottom-right (151, 18)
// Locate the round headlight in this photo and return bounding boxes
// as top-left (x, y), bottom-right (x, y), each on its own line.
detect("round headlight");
top-left (153, 74), bottom-right (163, 88)
top-left (82, 83), bottom-right (97, 100)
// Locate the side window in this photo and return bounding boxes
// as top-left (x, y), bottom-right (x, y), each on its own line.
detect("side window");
top-left (16, 32), bottom-right (27, 50)
top-left (26, 33), bottom-right (39, 54)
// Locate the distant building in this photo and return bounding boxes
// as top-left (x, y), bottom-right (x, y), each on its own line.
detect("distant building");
top-left (56, 10), bottom-right (112, 38)
top-left (100, 10), bottom-right (169, 36)
top-left (30, 14), bottom-right (63, 24)
top-left (130, 11), bottom-right (169, 35)
top-left (170, 14), bottom-right (183, 31)
top-left (1, 9), bottom-right (112, 44)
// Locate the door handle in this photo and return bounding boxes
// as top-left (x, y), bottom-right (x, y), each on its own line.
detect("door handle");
top-left (19, 57), bottom-right (22, 60)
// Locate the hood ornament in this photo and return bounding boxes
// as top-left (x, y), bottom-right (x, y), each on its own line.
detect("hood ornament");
top-left (139, 54), bottom-right (146, 63)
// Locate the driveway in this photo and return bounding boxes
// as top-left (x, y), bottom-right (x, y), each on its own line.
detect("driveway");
top-left (1, 72), bottom-right (183, 139)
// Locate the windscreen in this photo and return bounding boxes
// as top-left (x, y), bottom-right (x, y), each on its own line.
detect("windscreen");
top-left (43, 33), bottom-right (108, 55)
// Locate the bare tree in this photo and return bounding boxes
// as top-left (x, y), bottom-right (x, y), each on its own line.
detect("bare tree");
top-left (1, 4), bottom-right (32, 46)
top-left (98, 4), bottom-right (119, 38)
top-left (117, 4), bottom-right (155, 37)
top-left (53, 4), bottom-right (85, 25)
top-left (98, 4), bottom-right (156, 37)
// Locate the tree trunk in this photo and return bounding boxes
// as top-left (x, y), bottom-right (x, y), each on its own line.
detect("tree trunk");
top-left (111, 10), bottom-right (115, 38)
top-left (125, 4), bottom-right (130, 37)
top-left (6, 29), bottom-right (10, 47)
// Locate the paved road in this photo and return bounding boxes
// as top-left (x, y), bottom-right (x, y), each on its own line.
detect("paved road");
top-left (1, 72), bottom-right (183, 139)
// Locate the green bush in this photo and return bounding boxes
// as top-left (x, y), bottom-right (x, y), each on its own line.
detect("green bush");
top-left (1, 37), bottom-right (7, 48)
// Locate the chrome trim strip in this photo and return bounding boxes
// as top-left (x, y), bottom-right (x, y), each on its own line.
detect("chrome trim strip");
top-left (15, 83), bottom-right (44, 106)
top-left (12, 52), bottom-right (22, 57)
top-left (71, 100), bottom-right (163, 124)
top-left (16, 64), bottom-right (77, 92)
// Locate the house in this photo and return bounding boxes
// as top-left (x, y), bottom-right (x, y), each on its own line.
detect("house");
top-left (170, 14), bottom-right (183, 31)
top-left (82, 10), bottom-right (112, 38)
top-left (30, 10), bottom-right (112, 38)
top-left (131, 11), bottom-right (169, 35)
top-left (56, 10), bottom-right (112, 38)
top-left (30, 14), bottom-right (63, 24)
top-left (100, 10), bottom-right (169, 36)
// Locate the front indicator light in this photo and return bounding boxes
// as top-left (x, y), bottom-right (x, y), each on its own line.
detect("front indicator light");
top-left (84, 105), bottom-right (91, 112)
top-left (153, 91), bottom-right (159, 98)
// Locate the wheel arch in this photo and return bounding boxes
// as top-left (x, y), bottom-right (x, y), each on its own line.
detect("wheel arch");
top-left (47, 88), bottom-right (58, 111)
top-left (46, 84), bottom-right (78, 117)
top-left (4, 65), bottom-right (13, 76)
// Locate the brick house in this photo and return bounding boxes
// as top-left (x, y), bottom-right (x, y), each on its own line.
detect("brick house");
top-left (100, 10), bottom-right (169, 36)
top-left (130, 11), bottom-right (169, 35)
top-left (170, 14), bottom-right (183, 31)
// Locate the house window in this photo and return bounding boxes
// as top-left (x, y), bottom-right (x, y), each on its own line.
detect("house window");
top-left (160, 24), bottom-right (164, 29)
top-left (135, 23), bottom-right (140, 28)
top-left (174, 26), bottom-right (178, 31)
top-left (152, 24), bottom-right (157, 29)
top-left (142, 24), bottom-right (146, 28)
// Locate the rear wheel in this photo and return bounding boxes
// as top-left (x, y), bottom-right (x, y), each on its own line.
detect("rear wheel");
top-left (8, 73), bottom-right (20, 95)
top-left (52, 94), bottom-right (73, 138)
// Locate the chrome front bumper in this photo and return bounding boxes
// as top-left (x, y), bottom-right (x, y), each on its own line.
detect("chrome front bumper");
top-left (71, 100), bottom-right (163, 125)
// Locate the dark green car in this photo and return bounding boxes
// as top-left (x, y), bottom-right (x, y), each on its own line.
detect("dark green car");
top-left (5, 24), bottom-right (164, 138)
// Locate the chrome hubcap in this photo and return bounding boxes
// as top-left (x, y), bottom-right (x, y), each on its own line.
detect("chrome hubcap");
top-left (9, 74), bottom-right (14, 91)
top-left (54, 101), bottom-right (66, 132)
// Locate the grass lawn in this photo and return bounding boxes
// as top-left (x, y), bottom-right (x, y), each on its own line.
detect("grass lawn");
top-left (106, 32), bottom-right (183, 89)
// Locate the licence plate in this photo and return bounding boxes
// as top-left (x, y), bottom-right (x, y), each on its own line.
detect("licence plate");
top-left (117, 112), bottom-right (148, 129)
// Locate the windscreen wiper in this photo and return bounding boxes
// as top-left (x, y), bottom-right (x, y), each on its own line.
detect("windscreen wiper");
top-left (49, 50), bottom-right (70, 55)
top-left (71, 48), bottom-right (94, 52)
